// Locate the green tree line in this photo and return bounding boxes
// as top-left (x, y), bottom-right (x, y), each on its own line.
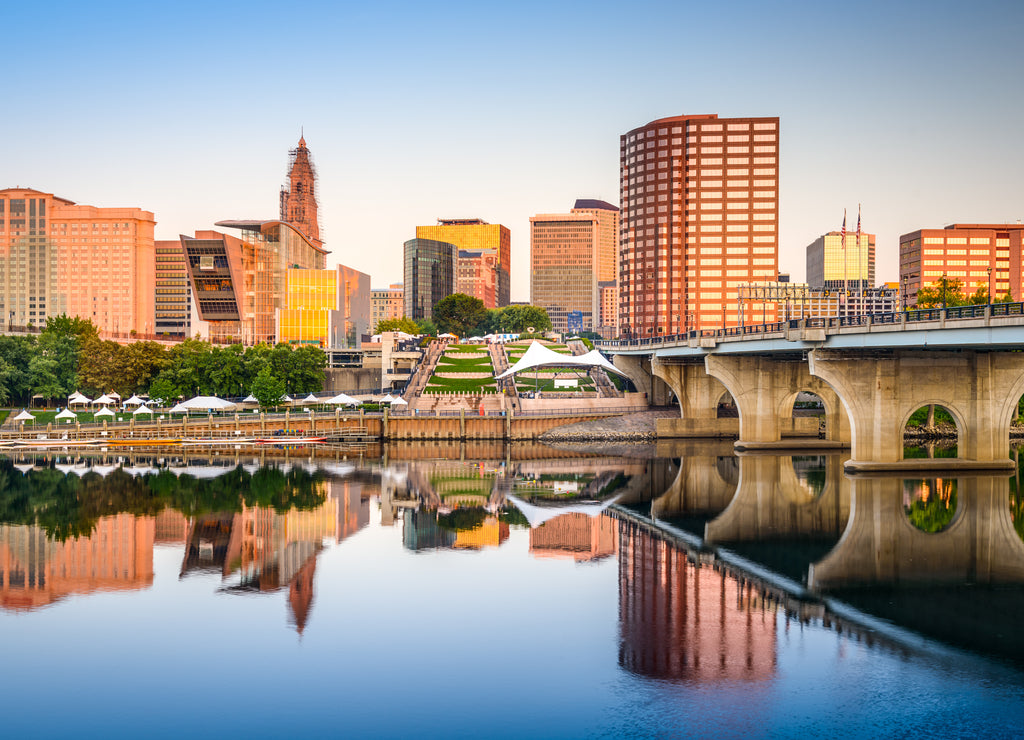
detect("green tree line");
top-left (375, 294), bottom-right (552, 337)
top-left (0, 315), bottom-right (326, 407)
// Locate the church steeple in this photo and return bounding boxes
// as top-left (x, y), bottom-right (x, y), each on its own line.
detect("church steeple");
top-left (279, 134), bottom-right (322, 249)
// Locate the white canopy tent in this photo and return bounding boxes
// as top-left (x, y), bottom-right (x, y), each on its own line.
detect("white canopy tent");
top-left (93, 394), bottom-right (116, 406)
top-left (327, 393), bottom-right (361, 406)
top-left (495, 340), bottom-right (631, 380)
top-left (378, 393), bottom-right (395, 404)
top-left (122, 395), bottom-right (146, 407)
top-left (94, 407), bottom-right (116, 418)
top-left (302, 393), bottom-right (320, 405)
top-left (55, 408), bottom-right (77, 421)
top-left (13, 410), bottom-right (34, 422)
top-left (390, 397), bottom-right (408, 406)
top-left (68, 392), bottom-right (91, 406)
top-left (241, 394), bottom-right (259, 404)
top-left (169, 396), bottom-right (236, 414)
top-left (506, 493), bottom-right (624, 529)
top-left (133, 404), bottom-right (154, 416)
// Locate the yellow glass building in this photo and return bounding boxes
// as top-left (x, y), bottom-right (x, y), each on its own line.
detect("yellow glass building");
top-left (276, 265), bottom-right (370, 348)
top-left (415, 219), bottom-right (510, 308)
top-left (805, 230), bottom-right (876, 290)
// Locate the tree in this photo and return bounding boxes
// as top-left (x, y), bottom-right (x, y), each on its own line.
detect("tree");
top-left (433, 293), bottom-right (489, 336)
top-left (251, 365), bottom-right (286, 409)
top-left (148, 376), bottom-right (180, 405)
top-left (494, 304), bottom-right (552, 333)
top-left (375, 317), bottom-right (420, 334)
top-left (914, 277), bottom-right (968, 308)
top-left (415, 317), bottom-right (437, 336)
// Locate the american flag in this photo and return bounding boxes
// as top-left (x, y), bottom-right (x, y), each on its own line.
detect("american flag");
top-left (856, 204), bottom-right (861, 249)
top-left (841, 209), bottom-right (847, 250)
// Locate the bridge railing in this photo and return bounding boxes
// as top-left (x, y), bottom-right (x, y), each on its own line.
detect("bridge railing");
top-left (599, 300), bottom-right (1024, 350)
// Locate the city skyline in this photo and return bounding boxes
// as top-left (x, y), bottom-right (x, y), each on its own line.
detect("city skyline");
top-left (4, 1), bottom-right (1023, 303)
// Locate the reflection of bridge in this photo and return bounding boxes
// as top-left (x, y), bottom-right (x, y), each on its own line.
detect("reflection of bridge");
top-left (604, 308), bottom-right (1024, 471)
top-left (809, 474), bottom-right (1024, 588)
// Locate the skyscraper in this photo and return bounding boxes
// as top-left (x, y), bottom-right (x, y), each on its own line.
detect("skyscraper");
top-left (279, 135), bottom-right (323, 250)
top-left (805, 231), bottom-right (876, 290)
top-left (154, 239), bottom-right (191, 339)
top-left (0, 188), bottom-right (155, 336)
top-left (619, 114), bottom-right (779, 337)
top-left (403, 238), bottom-right (457, 320)
top-left (415, 219), bottom-right (510, 308)
top-left (530, 199), bottom-right (619, 335)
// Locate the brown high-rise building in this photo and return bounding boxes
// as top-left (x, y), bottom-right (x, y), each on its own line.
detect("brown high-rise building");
top-left (279, 135), bottom-right (323, 250)
top-left (530, 199), bottom-right (620, 335)
top-left (619, 114), bottom-right (779, 337)
top-left (899, 224), bottom-right (1024, 305)
top-left (0, 188), bottom-right (156, 336)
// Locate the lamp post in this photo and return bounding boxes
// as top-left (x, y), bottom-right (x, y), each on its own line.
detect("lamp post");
top-left (987, 266), bottom-right (993, 303)
top-left (901, 274), bottom-right (907, 311)
top-left (941, 271), bottom-right (947, 311)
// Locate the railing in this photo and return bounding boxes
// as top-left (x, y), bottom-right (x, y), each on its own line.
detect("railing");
top-left (599, 301), bottom-right (1024, 350)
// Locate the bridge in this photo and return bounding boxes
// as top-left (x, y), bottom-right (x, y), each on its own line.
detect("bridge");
top-left (599, 304), bottom-right (1024, 471)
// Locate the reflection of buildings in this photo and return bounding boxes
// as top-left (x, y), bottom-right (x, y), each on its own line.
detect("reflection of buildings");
top-left (618, 520), bottom-right (776, 681)
top-left (454, 517), bottom-right (509, 550)
top-left (402, 509), bottom-right (456, 551)
top-left (180, 480), bottom-right (372, 632)
top-left (0, 514), bottom-right (154, 611)
top-left (154, 508), bottom-right (188, 544)
top-left (529, 513), bottom-right (617, 562)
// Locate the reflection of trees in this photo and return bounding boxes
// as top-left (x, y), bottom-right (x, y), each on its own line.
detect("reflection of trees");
top-left (0, 462), bottom-right (326, 541)
top-left (437, 508), bottom-right (487, 532)
top-left (903, 478), bottom-right (957, 533)
top-left (498, 503), bottom-right (530, 529)
top-left (1010, 448), bottom-right (1024, 541)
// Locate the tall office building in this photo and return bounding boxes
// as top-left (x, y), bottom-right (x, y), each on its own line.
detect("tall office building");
top-left (154, 239), bottom-right (190, 339)
top-left (0, 188), bottom-right (155, 335)
top-left (416, 219), bottom-right (510, 308)
top-left (619, 114), bottom-right (779, 337)
top-left (900, 223), bottom-right (1024, 304)
top-left (275, 265), bottom-right (370, 348)
top-left (530, 199), bottom-right (619, 335)
top-left (182, 220), bottom-right (327, 344)
top-left (403, 238), bottom-right (457, 320)
top-left (371, 283), bottom-right (405, 329)
top-left (805, 231), bottom-right (876, 290)
top-left (279, 135), bottom-right (323, 250)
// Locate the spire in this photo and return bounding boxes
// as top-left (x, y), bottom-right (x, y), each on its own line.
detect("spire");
top-left (279, 134), bottom-right (322, 249)
top-left (299, 127), bottom-right (305, 148)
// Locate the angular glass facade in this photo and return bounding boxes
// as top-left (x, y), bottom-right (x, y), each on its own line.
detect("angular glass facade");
top-left (404, 238), bottom-right (457, 320)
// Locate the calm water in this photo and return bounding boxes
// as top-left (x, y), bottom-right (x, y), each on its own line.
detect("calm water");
top-left (2, 444), bottom-right (1024, 738)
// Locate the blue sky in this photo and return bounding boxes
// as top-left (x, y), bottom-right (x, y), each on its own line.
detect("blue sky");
top-left (6, 0), bottom-right (1023, 299)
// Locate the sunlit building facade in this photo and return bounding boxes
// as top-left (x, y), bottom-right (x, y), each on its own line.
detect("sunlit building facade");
top-left (371, 283), bottom-right (405, 330)
top-left (181, 220), bottom-right (328, 344)
top-left (805, 230), bottom-right (876, 290)
top-left (279, 135), bottom-right (323, 250)
top-left (0, 187), bottom-right (156, 335)
top-left (619, 115), bottom-right (779, 337)
top-left (276, 265), bottom-right (370, 348)
top-left (900, 223), bottom-right (1024, 305)
top-left (154, 239), bottom-right (190, 339)
top-left (404, 238), bottom-right (457, 320)
top-left (416, 219), bottom-right (510, 308)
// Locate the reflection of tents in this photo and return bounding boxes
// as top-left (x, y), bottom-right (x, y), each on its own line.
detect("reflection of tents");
top-left (327, 393), bottom-right (360, 406)
top-left (495, 340), bottom-right (630, 380)
top-left (506, 493), bottom-right (623, 528)
top-left (169, 396), bottom-right (236, 413)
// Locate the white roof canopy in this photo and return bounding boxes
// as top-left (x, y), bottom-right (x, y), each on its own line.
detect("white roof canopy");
top-left (93, 394), bottom-right (116, 406)
top-left (68, 392), bottom-right (91, 405)
top-left (94, 407), bottom-right (116, 418)
top-left (133, 404), bottom-right (154, 415)
top-left (302, 393), bottom-right (320, 404)
top-left (13, 410), bottom-right (34, 421)
top-left (506, 493), bottom-right (623, 528)
top-left (122, 395), bottom-right (146, 406)
top-left (169, 396), bottom-right (236, 413)
top-left (495, 341), bottom-right (631, 380)
top-left (55, 408), bottom-right (77, 420)
top-left (327, 393), bottom-right (361, 406)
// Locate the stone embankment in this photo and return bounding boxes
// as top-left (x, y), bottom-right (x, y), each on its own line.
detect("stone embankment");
top-left (540, 410), bottom-right (678, 443)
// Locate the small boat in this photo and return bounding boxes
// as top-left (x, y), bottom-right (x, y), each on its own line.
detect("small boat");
top-left (255, 436), bottom-right (327, 445)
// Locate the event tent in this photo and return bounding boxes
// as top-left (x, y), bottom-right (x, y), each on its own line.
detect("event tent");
top-left (327, 393), bottom-right (361, 406)
top-left (13, 410), bottom-right (34, 422)
top-left (169, 396), bottom-right (236, 413)
top-left (54, 408), bottom-right (77, 421)
top-left (93, 394), bottom-right (116, 406)
top-left (133, 405), bottom-right (154, 415)
top-left (94, 407), bottom-right (116, 418)
top-left (495, 340), bottom-right (630, 380)
top-left (302, 393), bottom-right (320, 404)
top-left (122, 395), bottom-right (146, 407)
top-left (505, 493), bottom-right (623, 529)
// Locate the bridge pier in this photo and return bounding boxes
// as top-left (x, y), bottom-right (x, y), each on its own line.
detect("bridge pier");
top-left (808, 474), bottom-right (1024, 588)
top-left (651, 357), bottom-right (737, 438)
top-left (705, 354), bottom-right (850, 450)
top-left (704, 453), bottom-right (849, 543)
top-left (809, 349), bottom-right (1022, 471)
top-left (613, 354), bottom-right (672, 406)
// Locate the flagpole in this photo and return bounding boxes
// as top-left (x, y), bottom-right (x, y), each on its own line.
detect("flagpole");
top-left (842, 208), bottom-right (847, 318)
top-left (856, 203), bottom-right (862, 313)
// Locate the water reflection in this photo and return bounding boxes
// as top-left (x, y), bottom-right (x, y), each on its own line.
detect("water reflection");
top-left (903, 477), bottom-right (958, 533)
top-left (618, 518), bottom-right (777, 681)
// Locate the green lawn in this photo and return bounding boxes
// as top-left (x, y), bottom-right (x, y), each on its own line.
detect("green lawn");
top-left (444, 344), bottom-right (490, 353)
top-left (424, 377), bottom-right (498, 394)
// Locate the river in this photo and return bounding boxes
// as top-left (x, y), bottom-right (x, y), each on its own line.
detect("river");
top-left (1, 443), bottom-right (1023, 737)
